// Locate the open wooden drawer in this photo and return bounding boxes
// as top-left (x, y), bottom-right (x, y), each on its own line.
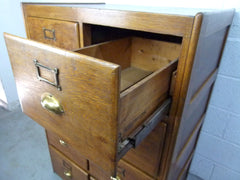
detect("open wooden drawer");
top-left (4, 33), bottom-right (180, 178)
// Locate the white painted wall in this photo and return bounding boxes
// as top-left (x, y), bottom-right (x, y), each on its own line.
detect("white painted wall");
top-left (0, 0), bottom-right (26, 109)
top-left (0, 78), bottom-right (7, 104)
top-left (1, 1), bottom-right (240, 179)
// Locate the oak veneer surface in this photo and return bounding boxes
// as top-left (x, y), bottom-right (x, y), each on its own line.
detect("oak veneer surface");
top-left (46, 130), bottom-right (88, 171)
top-left (23, 4), bottom-right (194, 37)
top-left (49, 145), bottom-right (89, 180)
top-left (23, 3), bottom-right (228, 16)
top-left (117, 160), bottom-right (154, 180)
top-left (4, 32), bottom-right (177, 178)
top-left (167, 10), bottom-right (234, 180)
top-left (4, 33), bottom-right (120, 177)
top-left (77, 36), bottom-right (180, 140)
top-left (27, 17), bottom-right (80, 50)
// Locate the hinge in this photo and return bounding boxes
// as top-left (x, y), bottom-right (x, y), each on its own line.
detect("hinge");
top-left (117, 98), bottom-right (171, 159)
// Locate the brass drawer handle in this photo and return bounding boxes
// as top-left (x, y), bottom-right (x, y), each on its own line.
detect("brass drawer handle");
top-left (41, 93), bottom-right (64, 114)
top-left (43, 27), bottom-right (56, 41)
top-left (64, 170), bottom-right (72, 177)
top-left (59, 139), bottom-right (67, 146)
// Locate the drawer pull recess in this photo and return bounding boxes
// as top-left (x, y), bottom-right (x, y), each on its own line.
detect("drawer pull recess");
top-left (33, 59), bottom-right (61, 91)
top-left (41, 92), bottom-right (64, 114)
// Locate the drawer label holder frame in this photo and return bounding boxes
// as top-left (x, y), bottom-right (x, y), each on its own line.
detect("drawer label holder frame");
top-left (33, 59), bottom-right (61, 91)
top-left (43, 27), bottom-right (56, 41)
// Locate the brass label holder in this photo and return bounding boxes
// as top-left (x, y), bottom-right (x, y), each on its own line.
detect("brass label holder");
top-left (43, 27), bottom-right (56, 41)
top-left (33, 59), bottom-right (61, 91)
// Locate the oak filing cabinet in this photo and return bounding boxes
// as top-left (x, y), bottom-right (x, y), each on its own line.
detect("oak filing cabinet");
top-left (4, 3), bottom-right (234, 180)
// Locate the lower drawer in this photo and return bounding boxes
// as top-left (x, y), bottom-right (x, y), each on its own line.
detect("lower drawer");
top-left (89, 160), bottom-right (153, 180)
top-left (117, 160), bottom-right (153, 180)
top-left (46, 130), bottom-right (88, 171)
top-left (49, 145), bottom-right (88, 180)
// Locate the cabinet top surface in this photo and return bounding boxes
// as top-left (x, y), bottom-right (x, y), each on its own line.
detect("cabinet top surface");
top-left (22, 3), bottom-right (230, 17)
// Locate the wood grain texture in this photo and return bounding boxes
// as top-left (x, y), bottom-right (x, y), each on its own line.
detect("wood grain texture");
top-left (77, 36), bottom-right (179, 140)
top-left (123, 122), bottom-right (167, 178)
top-left (76, 37), bottom-right (132, 70)
top-left (27, 17), bottom-right (80, 50)
top-left (121, 67), bottom-right (152, 92)
top-left (131, 37), bottom-right (181, 71)
top-left (165, 10), bottom-right (234, 180)
top-left (46, 130), bottom-right (88, 171)
top-left (174, 84), bottom-right (213, 158)
top-left (4, 33), bottom-right (120, 177)
top-left (119, 60), bottom-right (177, 140)
top-left (176, 114), bottom-right (204, 162)
top-left (173, 10), bottom-right (234, 161)
top-left (168, 114), bottom-right (204, 180)
top-left (22, 4), bottom-right (194, 37)
top-left (199, 9), bottom-right (234, 37)
top-left (187, 28), bottom-right (228, 101)
top-left (49, 145), bottom-right (89, 180)
top-left (82, 23), bottom-right (92, 47)
top-left (77, 37), bottom-right (180, 92)
top-left (117, 160), bottom-right (153, 180)
top-left (89, 161), bottom-right (110, 180)
top-left (177, 151), bottom-right (194, 180)
top-left (19, 4), bottom-right (235, 180)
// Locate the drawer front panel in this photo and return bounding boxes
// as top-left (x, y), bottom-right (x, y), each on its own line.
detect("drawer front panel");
top-left (5, 33), bottom-right (175, 178)
top-left (46, 130), bottom-right (88, 171)
top-left (123, 122), bottom-right (167, 178)
top-left (27, 17), bottom-right (80, 50)
top-left (88, 160), bottom-right (153, 180)
top-left (49, 145), bottom-right (88, 180)
top-left (117, 160), bottom-right (153, 180)
top-left (4, 33), bottom-right (119, 177)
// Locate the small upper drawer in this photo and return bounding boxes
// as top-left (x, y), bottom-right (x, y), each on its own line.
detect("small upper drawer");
top-left (27, 17), bottom-right (80, 50)
top-left (4, 33), bottom-right (180, 178)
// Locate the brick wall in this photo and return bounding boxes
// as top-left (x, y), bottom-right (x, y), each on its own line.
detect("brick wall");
top-left (189, 9), bottom-right (240, 180)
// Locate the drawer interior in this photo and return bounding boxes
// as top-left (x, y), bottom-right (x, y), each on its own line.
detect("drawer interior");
top-left (76, 37), bottom-right (181, 92)
top-left (76, 37), bottom-right (180, 140)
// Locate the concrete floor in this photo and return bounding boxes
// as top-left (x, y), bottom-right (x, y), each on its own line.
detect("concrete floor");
top-left (0, 106), bottom-right (202, 180)
top-left (0, 106), bottom-right (61, 180)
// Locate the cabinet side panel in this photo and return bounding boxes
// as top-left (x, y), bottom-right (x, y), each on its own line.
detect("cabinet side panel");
top-left (168, 10), bottom-right (234, 180)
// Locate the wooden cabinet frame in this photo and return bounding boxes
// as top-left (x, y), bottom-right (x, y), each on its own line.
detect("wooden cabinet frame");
top-left (18, 3), bottom-right (235, 180)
